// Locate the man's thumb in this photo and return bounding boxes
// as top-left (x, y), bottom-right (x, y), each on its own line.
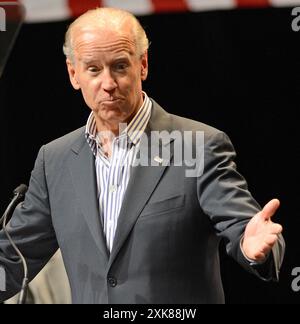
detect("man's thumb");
top-left (260, 199), bottom-right (280, 220)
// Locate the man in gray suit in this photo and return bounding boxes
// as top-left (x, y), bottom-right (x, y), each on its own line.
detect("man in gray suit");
top-left (0, 7), bottom-right (284, 304)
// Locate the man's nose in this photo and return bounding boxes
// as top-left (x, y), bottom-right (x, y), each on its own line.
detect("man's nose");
top-left (102, 69), bottom-right (117, 92)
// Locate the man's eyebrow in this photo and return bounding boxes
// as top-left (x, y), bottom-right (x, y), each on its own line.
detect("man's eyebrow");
top-left (113, 56), bottom-right (130, 62)
top-left (81, 59), bottom-right (98, 65)
top-left (80, 55), bottom-right (130, 65)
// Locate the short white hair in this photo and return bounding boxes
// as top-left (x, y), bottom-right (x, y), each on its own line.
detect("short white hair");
top-left (63, 7), bottom-right (149, 62)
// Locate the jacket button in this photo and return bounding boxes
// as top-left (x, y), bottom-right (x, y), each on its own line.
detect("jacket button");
top-left (108, 276), bottom-right (117, 287)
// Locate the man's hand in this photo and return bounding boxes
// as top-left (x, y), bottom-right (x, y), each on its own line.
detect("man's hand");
top-left (242, 199), bottom-right (283, 262)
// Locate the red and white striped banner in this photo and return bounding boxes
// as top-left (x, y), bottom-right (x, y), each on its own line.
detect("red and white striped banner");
top-left (2, 0), bottom-right (300, 23)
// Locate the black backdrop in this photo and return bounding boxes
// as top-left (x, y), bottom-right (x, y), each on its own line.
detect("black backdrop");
top-left (0, 7), bottom-right (299, 303)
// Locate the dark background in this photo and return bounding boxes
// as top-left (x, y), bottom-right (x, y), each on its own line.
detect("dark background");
top-left (0, 7), bottom-right (299, 303)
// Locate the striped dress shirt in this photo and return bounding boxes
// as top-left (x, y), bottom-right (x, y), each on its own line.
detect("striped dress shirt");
top-left (85, 93), bottom-right (152, 252)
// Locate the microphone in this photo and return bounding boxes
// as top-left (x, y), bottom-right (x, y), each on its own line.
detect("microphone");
top-left (1, 184), bottom-right (28, 304)
top-left (0, 184), bottom-right (28, 227)
top-left (13, 184), bottom-right (28, 196)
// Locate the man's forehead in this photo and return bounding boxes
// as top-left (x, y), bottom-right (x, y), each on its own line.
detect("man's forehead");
top-left (73, 28), bottom-right (135, 54)
top-left (75, 43), bottom-right (135, 62)
top-left (79, 51), bottom-right (132, 64)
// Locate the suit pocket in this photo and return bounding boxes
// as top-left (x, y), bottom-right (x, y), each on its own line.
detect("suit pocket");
top-left (140, 194), bottom-right (185, 218)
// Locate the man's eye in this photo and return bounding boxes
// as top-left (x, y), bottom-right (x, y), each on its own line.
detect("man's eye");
top-left (115, 63), bottom-right (128, 71)
top-left (88, 66), bottom-right (100, 73)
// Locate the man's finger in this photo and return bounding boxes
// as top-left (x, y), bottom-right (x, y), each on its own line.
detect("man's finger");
top-left (270, 223), bottom-right (283, 235)
top-left (264, 234), bottom-right (279, 248)
top-left (260, 199), bottom-right (280, 220)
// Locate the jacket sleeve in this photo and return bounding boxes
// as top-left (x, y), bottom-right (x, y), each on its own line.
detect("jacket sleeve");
top-left (0, 146), bottom-right (58, 302)
top-left (197, 131), bottom-right (285, 281)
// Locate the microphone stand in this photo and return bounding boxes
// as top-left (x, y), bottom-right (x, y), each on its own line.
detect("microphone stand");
top-left (1, 185), bottom-right (28, 304)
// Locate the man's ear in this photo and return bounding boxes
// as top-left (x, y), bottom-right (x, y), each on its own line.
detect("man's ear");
top-left (66, 58), bottom-right (80, 90)
top-left (141, 52), bottom-right (148, 81)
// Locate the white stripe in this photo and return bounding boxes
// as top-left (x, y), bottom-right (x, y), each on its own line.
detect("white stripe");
top-left (270, 0), bottom-right (300, 6)
top-left (100, 140), bottom-right (135, 252)
top-left (187, 0), bottom-right (235, 11)
top-left (102, 0), bottom-right (154, 15)
top-left (21, 0), bottom-right (71, 23)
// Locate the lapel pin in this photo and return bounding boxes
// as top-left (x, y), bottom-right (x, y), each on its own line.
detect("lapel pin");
top-left (154, 156), bottom-right (164, 164)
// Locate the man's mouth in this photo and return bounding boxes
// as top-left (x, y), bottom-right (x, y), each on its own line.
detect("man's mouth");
top-left (102, 98), bottom-right (121, 103)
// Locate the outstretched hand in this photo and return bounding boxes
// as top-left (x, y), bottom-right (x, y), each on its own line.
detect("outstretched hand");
top-left (242, 199), bottom-right (283, 262)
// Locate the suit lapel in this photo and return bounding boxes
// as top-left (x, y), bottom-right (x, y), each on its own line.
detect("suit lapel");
top-left (108, 102), bottom-right (174, 269)
top-left (68, 135), bottom-right (109, 261)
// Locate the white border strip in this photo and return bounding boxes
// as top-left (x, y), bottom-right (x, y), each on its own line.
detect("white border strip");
top-left (103, 0), bottom-right (154, 16)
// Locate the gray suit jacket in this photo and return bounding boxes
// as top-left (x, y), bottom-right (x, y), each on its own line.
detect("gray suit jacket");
top-left (0, 100), bottom-right (284, 304)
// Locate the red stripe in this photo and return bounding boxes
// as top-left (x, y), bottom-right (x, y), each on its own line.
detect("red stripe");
top-left (68, 0), bottom-right (102, 18)
top-left (1, 0), bottom-right (23, 21)
top-left (151, 0), bottom-right (189, 13)
top-left (236, 0), bottom-right (270, 8)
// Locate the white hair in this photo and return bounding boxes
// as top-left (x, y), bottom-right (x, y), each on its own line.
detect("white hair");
top-left (63, 7), bottom-right (149, 62)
